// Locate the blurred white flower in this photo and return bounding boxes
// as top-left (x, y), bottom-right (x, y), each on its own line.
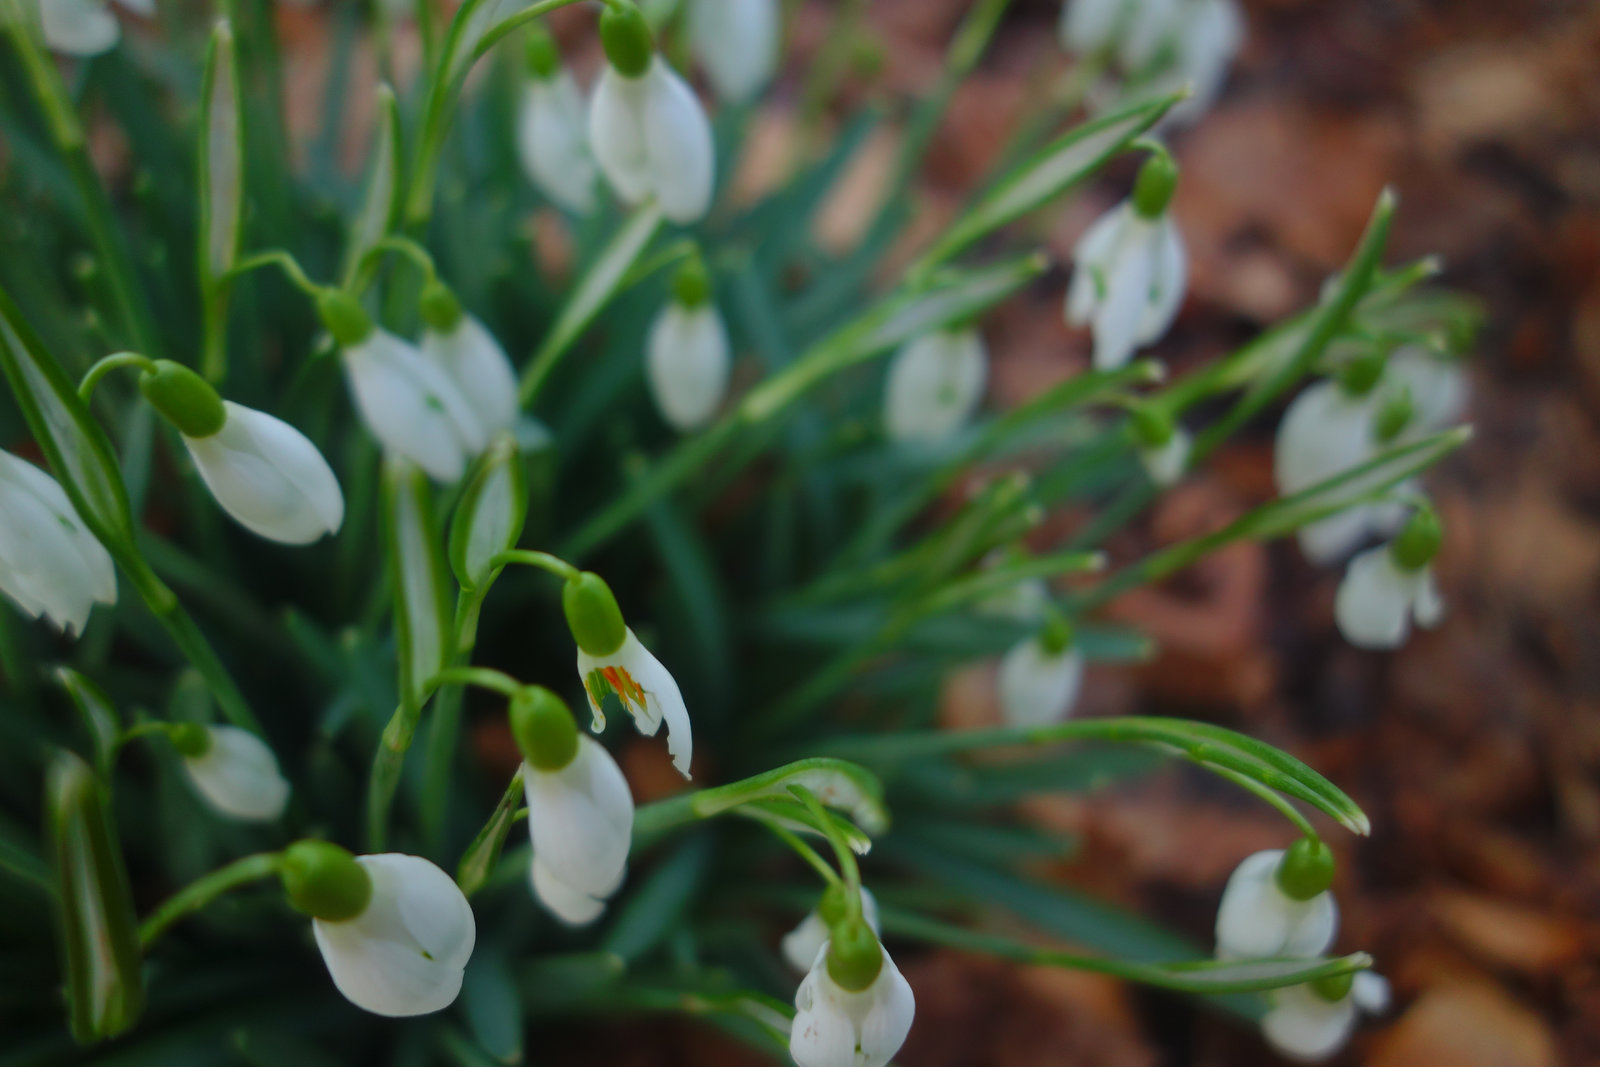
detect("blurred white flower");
top-left (178, 725), bottom-right (290, 822)
top-left (883, 329), bottom-right (987, 443)
top-left (1273, 378), bottom-right (1399, 564)
top-left (517, 70), bottom-right (600, 215)
top-left (0, 449), bottom-right (116, 636)
top-left (1386, 345), bottom-right (1467, 432)
top-left (790, 940), bottom-right (915, 1067)
top-left (589, 57), bottom-right (715, 224)
top-left (420, 313), bottom-right (520, 440)
top-left (1066, 200), bottom-right (1185, 371)
top-left (182, 401), bottom-right (344, 545)
top-left (646, 300), bottom-right (731, 431)
top-left (1214, 849), bottom-right (1337, 961)
top-left (687, 0), bottom-right (781, 104)
top-left (1334, 542), bottom-right (1443, 650)
top-left (38, 0), bottom-right (152, 57)
top-left (998, 635), bottom-right (1085, 728)
top-left (1262, 971), bottom-right (1390, 1062)
top-left (524, 736), bottom-right (634, 925)
top-left (1138, 426), bottom-right (1191, 486)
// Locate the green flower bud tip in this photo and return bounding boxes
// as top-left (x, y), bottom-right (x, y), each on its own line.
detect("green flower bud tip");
top-left (1337, 350), bottom-right (1386, 397)
top-left (168, 723), bottom-right (211, 758)
top-left (419, 281), bottom-right (465, 333)
top-left (826, 916), bottom-right (884, 992)
top-left (1130, 404), bottom-right (1175, 447)
top-left (510, 686), bottom-right (579, 771)
top-left (525, 25), bottom-right (562, 80)
top-left (138, 360), bottom-right (227, 438)
top-left (1390, 508), bottom-right (1442, 572)
top-left (1373, 386), bottom-right (1414, 443)
top-left (1132, 151), bottom-right (1179, 219)
top-left (1275, 837), bottom-right (1336, 901)
top-left (563, 571), bottom-right (627, 657)
top-left (281, 840), bottom-right (372, 922)
top-left (1039, 614), bottom-right (1075, 656)
top-left (672, 255), bottom-right (712, 308)
top-left (599, 3), bottom-right (653, 78)
top-left (1310, 970), bottom-right (1355, 1003)
top-left (316, 289), bottom-right (374, 348)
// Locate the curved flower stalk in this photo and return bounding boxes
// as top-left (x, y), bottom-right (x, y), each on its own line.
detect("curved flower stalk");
top-left (37, 0), bottom-right (152, 56)
top-left (511, 687), bottom-right (635, 925)
top-left (282, 841), bottom-right (475, 1018)
top-left (783, 885), bottom-right (881, 973)
top-left (1334, 508), bottom-right (1444, 649)
top-left (1215, 840), bottom-right (1338, 961)
top-left (997, 616), bottom-right (1085, 728)
top-left (564, 570), bottom-right (693, 778)
top-left (588, 3), bottom-right (715, 224)
top-left (0, 448), bottom-right (116, 636)
top-left (172, 724), bottom-right (290, 822)
top-left (1066, 152), bottom-right (1185, 371)
top-left (790, 919), bottom-right (915, 1067)
top-left (516, 28), bottom-right (600, 216)
top-left (883, 327), bottom-right (988, 443)
top-left (646, 257), bottom-right (731, 431)
top-left (418, 283), bottom-right (520, 439)
top-left (1262, 970), bottom-right (1390, 1062)
top-left (687, 0), bottom-right (781, 105)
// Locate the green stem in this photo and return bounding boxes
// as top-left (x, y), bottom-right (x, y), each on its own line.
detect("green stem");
top-left (138, 852), bottom-right (283, 949)
top-left (1209, 765), bottom-right (1320, 842)
top-left (491, 549), bottom-right (579, 582)
top-left (357, 235), bottom-right (439, 288)
top-left (791, 785), bottom-right (858, 892)
top-left (228, 249), bottom-right (324, 297)
top-left (78, 352), bottom-right (156, 404)
top-left (421, 586), bottom-right (489, 853)
top-left (760, 821), bottom-right (842, 888)
top-left (428, 666), bottom-right (522, 697)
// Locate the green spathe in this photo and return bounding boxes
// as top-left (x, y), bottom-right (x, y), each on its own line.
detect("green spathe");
top-left (168, 723), bottom-right (210, 758)
top-left (525, 25), bottom-right (562, 80)
top-left (281, 840), bottom-right (372, 922)
top-left (1390, 508), bottom-right (1442, 571)
top-left (826, 916), bottom-right (884, 991)
top-left (1132, 151), bottom-right (1179, 219)
top-left (563, 571), bottom-right (626, 656)
top-left (419, 280), bottom-right (465, 332)
top-left (138, 361), bottom-right (226, 438)
top-left (671, 254), bottom-right (712, 308)
top-left (1337, 350), bottom-right (1386, 397)
top-left (1275, 836), bottom-right (1336, 901)
top-left (599, 3), bottom-right (653, 78)
top-left (510, 686), bottom-right (579, 771)
top-left (317, 289), bottom-right (374, 347)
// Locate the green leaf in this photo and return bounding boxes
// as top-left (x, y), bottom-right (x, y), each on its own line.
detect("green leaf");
top-left (691, 758), bottom-right (889, 835)
top-left (602, 834), bottom-right (711, 963)
top-left (47, 749), bottom-right (144, 1043)
top-left (461, 949), bottom-right (523, 1065)
top-left (54, 668), bottom-right (120, 778)
top-left (381, 458), bottom-right (454, 709)
top-left (456, 768), bottom-right (524, 897)
top-left (518, 951), bottom-right (626, 1013)
top-left (448, 436), bottom-right (528, 591)
top-left (341, 83), bottom-right (403, 287)
top-left (197, 20), bottom-right (243, 294)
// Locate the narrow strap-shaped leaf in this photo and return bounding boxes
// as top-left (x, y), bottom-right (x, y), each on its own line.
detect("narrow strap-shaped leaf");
top-left (381, 458), bottom-right (455, 710)
top-left (54, 669), bottom-right (120, 779)
top-left (456, 767), bottom-right (524, 897)
top-left (601, 834), bottom-right (712, 963)
top-left (341, 83), bottom-right (403, 288)
top-left (197, 19), bottom-right (244, 381)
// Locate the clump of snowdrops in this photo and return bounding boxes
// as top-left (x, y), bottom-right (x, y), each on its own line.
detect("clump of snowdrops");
top-left (0, 0), bottom-right (1479, 1063)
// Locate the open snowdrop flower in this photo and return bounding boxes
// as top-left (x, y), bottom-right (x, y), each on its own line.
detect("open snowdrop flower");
top-left (37, 0), bottom-right (152, 56)
top-left (170, 724), bottom-right (290, 822)
top-left (687, 0), bottom-right (781, 104)
top-left (998, 615), bottom-right (1086, 728)
top-left (1335, 507), bottom-right (1444, 650)
top-left (646, 256), bottom-right (731, 431)
top-left (281, 840), bottom-right (475, 1017)
top-left (418, 283), bottom-right (519, 440)
top-left (883, 327), bottom-right (988, 443)
top-left (783, 884), bottom-right (881, 973)
top-left (510, 687), bottom-right (635, 925)
top-left (791, 916), bottom-right (915, 1067)
top-left (318, 290), bottom-right (485, 483)
top-left (0, 448), bottom-right (116, 636)
top-left (588, 3), bottom-right (715, 224)
top-left (516, 28), bottom-right (600, 215)
top-left (1262, 970), bottom-right (1391, 1062)
top-left (1129, 403), bottom-right (1190, 487)
top-left (564, 570), bottom-right (693, 778)
top-left (1066, 151), bottom-right (1186, 371)
top-left (1215, 839), bottom-right (1338, 961)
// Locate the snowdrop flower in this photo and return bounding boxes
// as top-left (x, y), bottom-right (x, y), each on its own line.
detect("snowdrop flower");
top-left (516, 28), bottom-right (599, 215)
top-left (1152, 0), bottom-right (1245, 122)
top-left (1130, 403), bottom-right (1190, 486)
top-left (1215, 840), bottom-right (1338, 961)
top-left (1058, 0), bottom-right (1243, 124)
top-left (883, 328), bottom-right (987, 443)
top-left (974, 549), bottom-right (1051, 622)
top-left (687, 0), bottom-right (781, 105)
top-left (791, 918), bottom-right (915, 1067)
top-left (783, 884), bottom-right (881, 972)
top-left (564, 570), bottom-right (693, 778)
top-left (998, 616), bottom-right (1085, 728)
top-left (1387, 345), bottom-right (1467, 432)
top-left (646, 257), bottom-right (730, 431)
top-left (171, 724), bottom-right (290, 822)
top-left (588, 3), bottom-right (715, 224)
top-left (508, 687), bottom-right (635, 925)
top-left (281, 840), bottom-right (475, 1017)
top-left (0, 449), bottom-right (116, 636)
top-left (1335, 508), bottom-right (1444, 650)
top-left (1262, 970), bottom-right (1391, 1062)
top-left (319, 290), bottom-right (485, 483)
top-left (418, 283), bottom-right (519, 440)
top-left (1058, 0), bottom-right (1126, 56)
top-left (1066, 152), bottom-right (1185, 371)
top-left (37, 0), bottom-right (152, 57)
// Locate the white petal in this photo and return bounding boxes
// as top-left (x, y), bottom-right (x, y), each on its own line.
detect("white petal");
top-left (1274, 380), bottom-right (1376, 497)
top-left (641, 59), bottom-right (716, 223)
top-left (342, 330), bottom-right (481, 482)
top-left (1261, 984), bottom-right (1358, 1062)
top-left (421, 315), bottom-right (519, 438)
top-left (588, 66), bottom-right (654, 205)
top-left (524, 739), bottom-right (633, 901)
top-left (790, 965), bottom-right (860, 1067)
top-left (517, 74), bottom-right (599, 216)
top-left (883, 329), bottom-right (988, 443)
top-left (1177, 0), bottom-right (1245, 117)
top-left (1065, 206), bottom-right (1126, 325)
top-left (41, 0), bottom-right (119, 55)
top-left (1214, 850), bottom-right (1337, 960)
top-left (114, 0), bottom-right (154, 13)
top-left (858, 950), bottom-right (916, 1067)
top-left (364, 853), bottom-right (477, 970)
top-left (621, 629), bottom-right (694, 777)
top-left (1412, 567), bottom-right (1445, 629)
top-left (1119, 0), bottom-right (1182, 71)
top-left (181, 726), bottom-right (290, 821)
top-left (1092, 227), bottom-right (1157, 370)
top-left (646, 302), bottom-right (732, 431)
top-left (1139, 427), bottom-right (1191, 487)
top-left (530, 856), bottom-right (608, 925)
top-left (1297, 507), bottom-right (1378, 567)
top-left (0, 450), bottom-right (116, 635)
top-left (1136, 216), bottom-right (1186, 344)
top-left (688, 0), bottom-right (781, 104)
top-left (1335, 547), bottom-right (1415, 650)
top-left (997, 639), bottom-right (1084, 728)
top-left (184, 402), bottom-right (344, 545)
top-left (1059, 0), bottom-right (1122, 54)
top-left (1351, 971), bottom-right (1391, 1014)
top-left (1387, 346), bottom-right (1467, 431)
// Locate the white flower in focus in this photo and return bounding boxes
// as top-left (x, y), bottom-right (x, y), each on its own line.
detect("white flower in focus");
top-left (883, 329), bottom-right (987, 443)
top-left (38, 0), bottom-right (152, 57)
top-left (177, 725), bottom-right (291, 822)
top-left (311, 853), bottom-right (476, 1017)
top-left (790, 940), bottom-right (916, 1067)
top-left (1214, 849), bottom-right (1338, 961)
top-left (182, 402), bottom-right (344, 545)
top-left (1262, 971), bottom-right (1390, 1062)
top-left (517, 71), bottom-right (600, 215)
top-left (420, 312), bottom-right (520, 440)
top-left (589, 57), bottom-right (715, 224)
top-left (1273, 378), bottom-right (1397, 564)
top-left (782, 888), bottom-right (881, 973)
top-left (1066, 201), bottom-right (1185, 371)
top-left (687, 0), bottom-right (781, 104)
top-left (524, 736), bottom-right (634, 925)
top-left (1386, 345), bottom-right (1467, 432)
top-left (577, 627), bottom-right (693, 778)
top-left (998, 633), bottom-right (1085, 728)
top-left (646, 300), bottom-right (731, 431)
top-left (1334, 542), bottom-right (1444, 650)
top-left (0, 449), bottom-right (116, 636)
top-left (342, 329), bottom-right (486, 483)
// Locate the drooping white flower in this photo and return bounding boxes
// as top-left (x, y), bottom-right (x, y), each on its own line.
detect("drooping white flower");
top-left (341, 328), bottom-right (486, 483)
top-left (181, 401), bottom-right (344, 545)
top-left (1387, 345), bottom-right (1467, 432)
top-left (1214, 849), bottom-right (1338, 961)
top-left (646, 300), bottom-right (731, 431)
top-left (1273, 377), bottom-right (1399, 564)
top-left (782, 888), bottom-right (881, 973)
top-left (1138, 426), bottom-right (1191, 486)
top-left (687, 0), bottom-right (781, 104)
top-left (998, 632), bottom-right (1085, 728)
top-left (310, 853), bottom-right (476, 1017)
top-left (790, 941), bottom-right (916, 1067)
top-left (37, 0), bottom-right (152, 57)
top-left (589, 57), bottom-right (715, 224)
top-left (1262, 971), bottom-right (1390, 1062)
top-left (177, 724), bottom-right (291, 822)
top-left (577, 627), bottom-right (693, 778)
top-left (517, 70), bottom-right (600, 215)
top-left (1334, 542), bottom-right (1444, 650)
top-left (0, 449), bottom-right (116, 636)
top-left (523, 735), bottom-right (634, 925)
top-left (1066, 200), bottom-right (1185, 371)
top-left (419, 310), bottom-right (520, 440)
top-left (883, 329), bottom-right (988, 443)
